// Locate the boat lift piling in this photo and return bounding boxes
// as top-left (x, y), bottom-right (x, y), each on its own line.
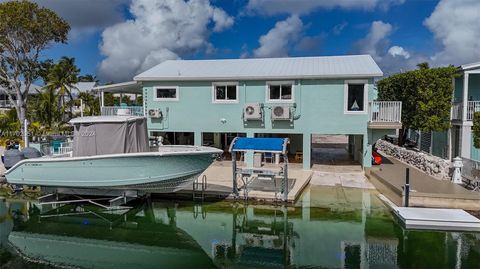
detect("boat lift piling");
top-left (229, 137), bottom-right (290, 202)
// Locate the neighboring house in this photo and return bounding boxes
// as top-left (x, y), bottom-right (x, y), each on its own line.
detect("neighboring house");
top-left (447, 61), bottom-right (480, 161)
top-left (95, 55), bottom-right (402, 169)
top-left (0, 83), bottom-right (42, 110)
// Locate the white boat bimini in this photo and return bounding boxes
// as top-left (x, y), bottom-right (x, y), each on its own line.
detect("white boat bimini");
top-left (4, 116), bottom-right (222, 194)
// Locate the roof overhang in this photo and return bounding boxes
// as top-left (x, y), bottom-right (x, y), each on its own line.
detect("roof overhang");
top-left (134, 73), bottom-right (383, 82)
top-left (460, 62), bottom-right (480, 72)
top-left (93, 81), bottom-right (142, 94)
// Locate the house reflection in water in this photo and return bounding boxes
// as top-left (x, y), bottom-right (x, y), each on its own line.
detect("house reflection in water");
top-left (0, 188), bottom-right (479, 269)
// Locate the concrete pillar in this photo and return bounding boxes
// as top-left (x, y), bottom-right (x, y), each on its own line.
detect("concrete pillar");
top-left (194, 131), bottom-right (202, 146)
top-left (363, 134), bottom-right (372, 168)
top-left (245, 132), bottom-right (254, 167)
top-left (213, 133), bottom-right (221, 149)
top-left (303, 133), bottom-right (311, 170)
top-left (462, 73), bottom-right (469, 121)
top-left (301, 188), bottom-right (310, 221)
top-left (460, 125), bottom-right (471, 159)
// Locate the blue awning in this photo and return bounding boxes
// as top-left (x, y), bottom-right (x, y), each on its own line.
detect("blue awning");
top-left (229, 137), bottom-right (288, 153)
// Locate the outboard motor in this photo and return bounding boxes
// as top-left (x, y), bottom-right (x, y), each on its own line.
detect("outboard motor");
top-left (22, 147), bottom-right (42, 159)
top-left (3, 149), bottom-right (25, 170)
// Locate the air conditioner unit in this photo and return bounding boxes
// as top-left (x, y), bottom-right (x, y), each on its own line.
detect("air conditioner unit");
top-left (148, 108), bottom-right (162, 119)
top-left (271, 105), bottom-right (290, 120)
top-left (244, 103), bottom-right (262, 120)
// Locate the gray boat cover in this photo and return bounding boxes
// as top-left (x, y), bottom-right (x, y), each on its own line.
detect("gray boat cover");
top-left (71, 116), bottom-right (149, 156)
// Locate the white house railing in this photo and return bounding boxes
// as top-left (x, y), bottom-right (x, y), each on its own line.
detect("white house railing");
top-left (101, 106), bottom-right (144, 116)
top-left (452, 102), bottom-right (463, 120)
top-left (368, 101), bottom-right (402, 123)
top-left (451, 101), bottom-right (480, 121)
top-left (0, 100), bottom-right (13, 108)
top-left (466, 101), bottom-right (480, 121)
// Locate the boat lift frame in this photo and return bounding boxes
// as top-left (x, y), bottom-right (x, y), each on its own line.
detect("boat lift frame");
top-left (38, 187), bottom-right (144, 210)
top-left (229, 137), bottom-right (290, 202)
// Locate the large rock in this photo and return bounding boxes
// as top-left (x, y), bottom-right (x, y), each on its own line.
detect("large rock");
top-left (375, 139), bottom-right (451, 180)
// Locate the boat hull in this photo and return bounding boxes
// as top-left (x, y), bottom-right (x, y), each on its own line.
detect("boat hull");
top-left (5, 147), bottom-right (220, 193)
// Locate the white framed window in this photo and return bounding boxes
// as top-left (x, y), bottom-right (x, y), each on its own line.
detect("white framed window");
top-left (266, 81), bottom-right (294, 103)
top-left (212, 82), bottom-right (239, 103)
top-left (153, 86), bottom-right (179, 101)
top-left (344, 80), bottom-right (368, 114)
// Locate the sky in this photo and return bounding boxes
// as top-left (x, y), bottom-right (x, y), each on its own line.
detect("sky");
top-left (22, 0), bottom-right (480, 83)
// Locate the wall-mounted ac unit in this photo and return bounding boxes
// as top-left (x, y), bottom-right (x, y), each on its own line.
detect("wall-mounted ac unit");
top-left (148, 108), bottom-right (162, 119)
top-left (271, 105), bottom-right (290, 120)
top-left (244, 103), bottom-right (262, 120)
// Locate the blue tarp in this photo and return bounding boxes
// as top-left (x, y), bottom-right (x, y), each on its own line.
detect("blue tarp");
top-left (230, 137), bottom-right (288, 153)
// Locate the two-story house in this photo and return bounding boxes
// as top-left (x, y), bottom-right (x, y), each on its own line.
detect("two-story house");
top-left (449, 61), bottom-right (480, 160)
top-left (94, 55), bottom-right (402, 170)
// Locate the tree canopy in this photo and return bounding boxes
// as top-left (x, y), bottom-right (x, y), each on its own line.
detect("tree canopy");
top-left (0, 0), bottom-right (69, 135)
top-left (377, 65), bottom-right (458, 144)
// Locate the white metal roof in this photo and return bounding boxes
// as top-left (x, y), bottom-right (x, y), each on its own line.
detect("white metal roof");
top-left (69, 115), bottom-right (144, 124)
top-left (461, 61), bottom-right (480, 71)
top-left (134, 55), bottom-right (383, 81)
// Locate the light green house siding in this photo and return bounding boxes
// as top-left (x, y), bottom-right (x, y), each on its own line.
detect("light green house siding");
top-left (454, 76), bottom-right (464, 102)
top-left (143, 79), bottom-right (378, 169)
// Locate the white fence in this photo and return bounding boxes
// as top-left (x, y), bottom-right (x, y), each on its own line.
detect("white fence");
top-left (368, 101), bottom-right (402, 123)
top-left (101, 106), bottom-right (144, 116)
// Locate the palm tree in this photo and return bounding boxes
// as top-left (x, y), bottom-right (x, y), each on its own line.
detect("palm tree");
top-left (31, 87), bottom-right (62, 128)
top-left (78, 74), bottom-right (98, 83)
top-left (77, 91), bottom-right (100, 116)
top-left (44, 57), bottom-right (80, 120)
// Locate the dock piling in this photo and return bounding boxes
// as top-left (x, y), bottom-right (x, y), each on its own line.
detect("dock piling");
top-left (404, 168), bottom-right (410, 207)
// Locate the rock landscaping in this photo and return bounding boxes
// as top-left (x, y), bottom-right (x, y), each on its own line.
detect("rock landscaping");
top-left (375, 139), bottom-right (451, 180)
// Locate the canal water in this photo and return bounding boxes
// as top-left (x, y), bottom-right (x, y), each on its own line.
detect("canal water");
top-left (1, 186), bottom-right (479, 269)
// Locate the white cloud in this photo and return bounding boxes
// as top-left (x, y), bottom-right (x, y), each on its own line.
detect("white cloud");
top-left (424, 0), bottom-right (480, 66)
top-left (354, 21), bottom-right (426, 75)
top-left (388, 46), bottom-right (410, 59)
top-left (253, 15), bottom-right (303, 58)
top-left (244, 0), bottom-right (405, 15)
top-left (354, 21), bottom-right (393, 60)
top-left (98, 0), bottom-right (234, 82)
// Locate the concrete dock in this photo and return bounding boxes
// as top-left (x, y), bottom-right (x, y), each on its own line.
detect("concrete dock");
top-left (176, 161), bottom-right (312, 203)
top-left (393, 207), bottom-right (480, 232)
top-left (367, 155), bottom-right (480, 210)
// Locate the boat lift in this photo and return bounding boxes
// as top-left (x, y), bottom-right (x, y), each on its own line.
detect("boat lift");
top-left (229, 137), bottom-right (290, 202)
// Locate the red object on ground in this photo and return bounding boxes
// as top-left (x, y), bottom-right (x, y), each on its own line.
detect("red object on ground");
top-left (372, 151), bottom-right (382, 165)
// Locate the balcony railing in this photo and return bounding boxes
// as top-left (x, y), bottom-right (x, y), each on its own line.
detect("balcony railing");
top-left (0, 100), bottom-right (13, 108)
top-left (101, 106), bottom-right (144, 116)
top-left (368, 101), bottom-right (402, 123)
top-left (451, 101), bottom-right (480, 121)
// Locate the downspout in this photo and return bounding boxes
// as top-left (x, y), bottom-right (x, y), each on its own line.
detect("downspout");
top-left (292, 80), bottom-right (302, 120)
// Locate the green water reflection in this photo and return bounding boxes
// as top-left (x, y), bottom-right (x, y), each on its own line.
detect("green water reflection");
top-left (1, 186), bottom-right (479, 269)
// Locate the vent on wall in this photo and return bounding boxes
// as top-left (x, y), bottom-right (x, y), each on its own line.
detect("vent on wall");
top-left (271, 105), bottom-right (290, 120)
top-left (244, 103), bottom-right (262, 120)
top-left (148, 108), bottom-right (162, 119)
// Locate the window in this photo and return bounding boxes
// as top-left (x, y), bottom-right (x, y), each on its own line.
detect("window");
top-left (212, 83), bottom-right (238, 103)
top-left (344, 80), bottom-right (367, 113)
top-left (267, 82), bottom-right (294, 102)
top-left (154, 86), bottom-right (178, 101)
